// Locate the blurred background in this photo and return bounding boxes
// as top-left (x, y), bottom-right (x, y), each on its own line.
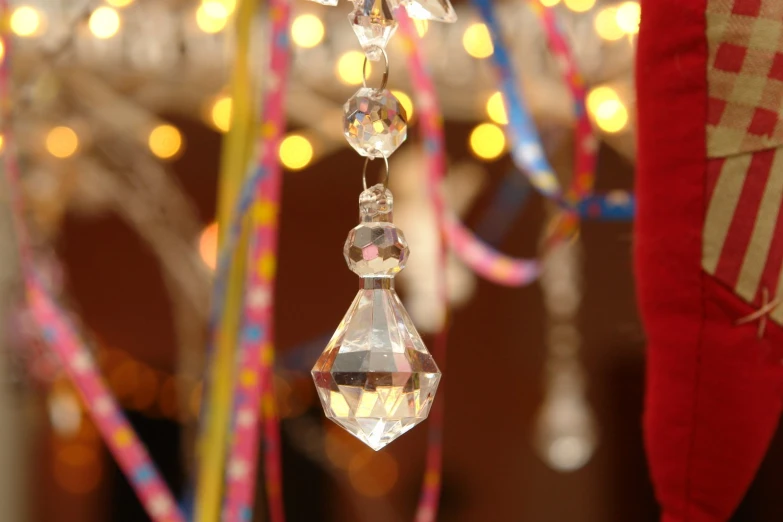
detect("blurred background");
top-left (1, 0), bottom-right (783, 521)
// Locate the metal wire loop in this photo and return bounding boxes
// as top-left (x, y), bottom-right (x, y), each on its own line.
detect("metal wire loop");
top-left (362, 47), bottom-right (389, 92)
top-left (362, 156), bottom-right (390, 191)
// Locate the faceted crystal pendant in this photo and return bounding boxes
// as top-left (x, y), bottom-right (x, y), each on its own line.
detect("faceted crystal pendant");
top-left (344, 88), bottom-right (408, 158)
top-left (312, 185), bottom-right (441, 451)
top-left (349, 0), bottom-right (398, 61)
top-left (387, 0), bottom-right (457, 22)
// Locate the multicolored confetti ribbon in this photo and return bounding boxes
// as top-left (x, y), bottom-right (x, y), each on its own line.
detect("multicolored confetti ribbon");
top-left (220, 0), bottom-right (291, 520)
top-left (0, 6), bottom-right (185, 522)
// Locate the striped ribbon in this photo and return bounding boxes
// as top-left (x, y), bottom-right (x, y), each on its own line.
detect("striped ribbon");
top-left (220, 0), bottom-right (292, 520)
top-left (0, 4), bottom-right (184, 521)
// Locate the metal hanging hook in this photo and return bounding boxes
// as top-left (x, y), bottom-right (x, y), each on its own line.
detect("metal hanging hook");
top-left (362, 47), bottom-right (389, 92)
top-left (362, 156), bottom-right (390, 191)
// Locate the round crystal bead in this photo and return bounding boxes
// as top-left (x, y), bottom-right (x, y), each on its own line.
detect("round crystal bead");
top-left (344, 222), bottom-right (408, 277)
top-left (344, 88), bottom-right (408, 158)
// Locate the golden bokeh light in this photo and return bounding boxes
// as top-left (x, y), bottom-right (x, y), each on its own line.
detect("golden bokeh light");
top-left (540, 0), bottom-right (561, 6)
top-left (199, 222), bottom-right (219, 270)
top-left (462, 23), bottom-right (494, 59)
top-left (563, 0), bottom-right (596, 13)
top-left (594, 99), bottom-right (629, 133)
top-left (337, 51), bottom-right (370, 85)
top-left (106, 0), bottom-right (134, 7)
top-left (54, 444), bottom-right (102, 495)
top-left (616, 1), bottom-right (641, 34)
top-left (0, 40), bottom-right (5, 64)
top-left (206, 0), bottom-right (237, 15)
top-left (391, 90), bottom-right (413, 120)
top-left (210, 95), bottom-right (232, 132)
top-left (46, 126), bottom-right (79, 159)
top-left (291, 14), bottom-right (325, 48)
top-left (348, 450), bottom-right (399, 497)
top-left (11, 6), bottom-right (42, 37)
top-left (196, 1), bottom-right (229, 33)
top-left (279, 135), bottom-right (314, 171)
top-left (0, 134), bottom-right (6, 154)
top-left (469, 123), bottom-right (506, 161)
top-left (486, 91), bottom-right (508, 125)
top-left (89, 7), bottom-right (121, 39)
top-left (148, 124), bottom-right (183, 159)
top-left (586, 85), bottom-right (619, 115)
top-left (109, 360), bottom-right (140, 400)
top-left (594, 7), bottom-right (624, 41)
top-left (414, 19), bottom-right (428, 37)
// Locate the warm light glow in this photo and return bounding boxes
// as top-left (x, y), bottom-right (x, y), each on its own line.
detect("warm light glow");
top-left (462, 23), bottom-right (494, 59)
top-left (199, 222), bottom-right (219, 270)
top-left (10, 6), bottom-right (41, 37)
top-left (469, 123), bottom-right (506, 160)
top-left (391, 90), bottom-right (413, 120)
top-left (158, 377), bottom-right (178, 418)
top-left (291, 14), bottom-right (325, 48)
top-left (205, 0), bottom-right (236, 15)
top-left (586, 85), bottom-right (619, 115)
top-left (563, 0), bottom-right (596, 13)
top-left (109, 361), bottom-right (140, 400)
top-left (616, 1), bottom-right (641, 34)
top-left (0, 40), bottom-right (5, 64)
top-left (89, 7), bottom-right (121, 39)
top-left (210, 96), bottom-right (232, 132)
top-left (486, 91), bottom-right (508, 125)
top-left (46, 126), bottom-right (79, 159)
top-left (131, 367), bottom-right (159, 411)
top-left (539, 0), bottom-right (561, 6)
top-left (594, 7), bottom-right (624, 41)
top-left (196, 1), bottom-right (229, 33)
top-left (279, 135), bottom-right (313, 171)
top-left (106, 0), bottom-right (134, 7)
top-left (348, 451), bottom-right (399, 497)
top-left (594, 99), bottom-right (629, 133)
top-left (148, 124), bottom-right (183, 159)
top-left (54, 444), bottom-right (102, 494)
top-left (337, 51), bottom-right (370, 85)
top-left (414, 19), bottom-right (428, 37)
top-left (0, 134), bottom-right (6, 154)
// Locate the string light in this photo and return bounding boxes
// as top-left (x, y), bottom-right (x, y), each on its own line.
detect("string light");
top-left (210, 95), bottom-right (232, 132)
top-left (462, 23), bottom-right (494, 59)
top-left (206, 0), bottom-right (236, 15)
top-left (279, 135), bottom-right (313, 170)
top-left (594, 7), bottom-right (624, 41)
top-left (148, 124), bottom-right (183, 159)
top-left (10, 6), bottom-right (41, 37)
top-left (594, 99), bottom-right (629, 133)
top-left (196, 1), bottom-right (228, 34)
top-left (469, 123), bottom-right (506, 160)
top-left (337, 51), bottom-right (369, 85)
top-left (106, 0), bottom-right (134, 7)
top-left (46, 126), bottom-right (79, 159)
top-left (616, 1), bottom-right (641, 35)
top-left (414, 19), bottom-right (428, 37)
top-left (391, 90), bottom-right (413, 120)
top-left (540, 0), bottom-right (561, 5)
top-left (486, 91), bottom-right (508, 125)
top-left (563, 0), bottom-right (596, 13)
top-left (89, 7), bottom-right (121, 39)
top-left (291, 14), bottom-right (325, 48)
top-left (586, 85), bottom-right (619, 115)
top-left (199, 222), bottom-right (219, 270)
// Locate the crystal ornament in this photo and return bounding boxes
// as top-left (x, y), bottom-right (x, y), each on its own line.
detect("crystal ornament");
top-left (349, 0), bottom-right (398, 61)
top-left (312, 185), bottom-right (441, 451)
top-left (305, 0), bottom-right (457, 23)
top-left (344, 88), bottom-right (408, 158)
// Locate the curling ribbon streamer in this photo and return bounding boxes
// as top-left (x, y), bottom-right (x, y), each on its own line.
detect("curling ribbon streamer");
top-left (0, 7), bottom-right (185, 522)
top-left (220, 0), bottom-right (291, 520)
top-left (195, 0), bottom-right (258, 519)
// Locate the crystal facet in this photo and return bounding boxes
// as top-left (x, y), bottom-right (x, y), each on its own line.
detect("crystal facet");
top-left (387, 0), bottom-right (457, 22)
top-left (312, 185), bottom-right (441, 451)
top-left (344, 88), bottom-right (408, 159)
top-left (349, 0), bottom-right (398, 61)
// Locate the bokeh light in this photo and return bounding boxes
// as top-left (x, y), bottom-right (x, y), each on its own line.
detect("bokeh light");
top-left (540, 0), bottom-right (561, 6)
top-left (279, 134), bottom-right (313, 170)
top-left (196, 1), bottom-right (229, 33)
top-left (109, 360), bottom-right (140, 401)
top-left (89, 7), bottom-right (121, 39)
top-left (563, 0), bottom-right (596, 13)
top-left (211, 95), bottom-right (232, 133)
top-left (391, 90), bottom-right (414, 120)
top-left (0, 134), bottom-right (5, 154)
top-left (206, 0), bottom-right (236, 15)
top-left (486, 91), bottom-right (508, 125)
top-left (586, 85), bottom-right (619, 115)
top-left (462, 23), bottom-right (494, 59)
top-left (324, 424), bottom-right (358, 470)
top-left (11, 6), bottom-right (41, 37)
top-left (348, 450), bottom-right (399, 497)
top-left (594, 7), bottom-right (624, 41)
top-left (337, 51), bottom-right (369, 85)
top-left (54, 444), bottom-right (102, 494)
top-left (0, 40), bottom-right (6, 64)
top-left (46, 126), bottom-right (79, 159)
top-left (199, 222), bottom-right (219, 270)
top-left (291, 14), bottom-right (325, 48)
top-left (469, 123), bottom-right (506, 160)
top-left (616, 1), bottom-right (641, 35)
top-left (148, 124), bottom-right (183, 159)
top-left (106, 0), bottom-right (134, 7)
top-left (594, 99), bottom-right (629, 133)
top-left (414, 19), bottom-right (429, 37)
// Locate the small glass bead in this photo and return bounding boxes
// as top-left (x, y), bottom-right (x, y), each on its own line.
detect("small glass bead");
top-left (344, 88), bottom-right (408, 159)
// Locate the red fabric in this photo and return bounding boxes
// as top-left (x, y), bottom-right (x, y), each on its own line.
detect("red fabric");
top-left (636, 0), bottom-right (783, 521)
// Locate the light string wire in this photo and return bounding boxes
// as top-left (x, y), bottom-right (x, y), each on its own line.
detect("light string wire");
top-left (219, 0), bottom-right (292, 519)
top-left (0, 2), bottom-right (185, 521)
